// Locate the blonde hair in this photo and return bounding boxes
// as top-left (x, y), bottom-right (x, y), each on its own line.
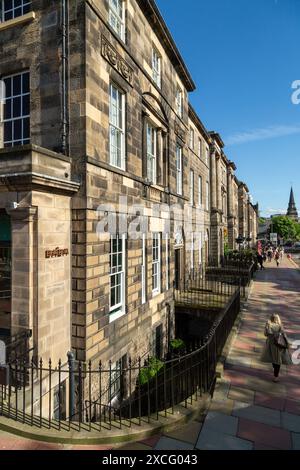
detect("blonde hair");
top-left (269, 314), bottom-right (282, 326)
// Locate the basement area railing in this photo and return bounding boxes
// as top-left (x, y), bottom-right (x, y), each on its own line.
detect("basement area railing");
top-left (0, 288), bottom-right (240, 432)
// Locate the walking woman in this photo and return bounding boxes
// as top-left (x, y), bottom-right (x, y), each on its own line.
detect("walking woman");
top-left (261, 314), bottom-right (292, 382)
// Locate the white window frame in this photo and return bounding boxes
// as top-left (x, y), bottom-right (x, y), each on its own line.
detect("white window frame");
top-left (165, 233), bottom-right (169, 291)
top-left (152, 233), bottom-right (161, 295)
top-left (0, 0), bottom-right (31, 22)
top-left (146, 122), bottom-right (157, 184)
top-left (198, 175), bottom-right (202, 207)
top-left (198, 138), bottom-right (202, 159)
top-left (176, 88), bottom-right (183, 118)
top-left (109, 234), bottom-right (126, 323)
top-left (109, 359), bottom-right (122, 401)
top-left (2, 70), bottom-right (30, 148)
top-left (108, 0), bottom-right (125, 42)
top-left (191, 232), bottom-right (194, 270)
top-left (189, 128), bottom-right (194, 150)
top-left (109, 83), bottom-right (125, 170)
top-left (176, 144), bottom-right (183, 196)
top-left (199, 232), bottom-right (203, 266)
top-left (141, 233), bottom-right (146, 304)
top-left (206, 181), bottom-right (210, 211)
top-left (190, 170), bottom-right (194, 206)
top-left (152, 48), bottom-right (161, 88)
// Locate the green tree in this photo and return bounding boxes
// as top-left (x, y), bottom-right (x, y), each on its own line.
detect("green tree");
top-left (271, 216), bottom-right (300, 241)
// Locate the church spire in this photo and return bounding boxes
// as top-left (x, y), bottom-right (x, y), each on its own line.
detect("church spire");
top-left (287, 187), bottom-right (298, 221)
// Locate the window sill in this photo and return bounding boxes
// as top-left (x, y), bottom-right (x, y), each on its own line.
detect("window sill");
top-left (152, 290), bottom-right (161, 298)
top-left (109, 309), bottom-right (126, 323)
top-left (0, 12), bottom-right (35, 32)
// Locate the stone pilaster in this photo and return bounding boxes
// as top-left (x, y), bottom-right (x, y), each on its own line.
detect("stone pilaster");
top-left (8, 206), bottom-right (37, 338)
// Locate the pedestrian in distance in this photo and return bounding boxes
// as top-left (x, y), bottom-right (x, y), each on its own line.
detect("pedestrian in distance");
top-left (257, 252), bottom-right (264, 270)
top-left (267, 248), bottom-right (273, 262)
top-left (275, 250), bottom-right (280, 267)
top-left (261, 314), bottom-right (292, 382)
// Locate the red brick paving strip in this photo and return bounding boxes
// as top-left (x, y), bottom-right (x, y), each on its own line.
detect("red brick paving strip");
top-left (237, 418), bottom-right (292, 450)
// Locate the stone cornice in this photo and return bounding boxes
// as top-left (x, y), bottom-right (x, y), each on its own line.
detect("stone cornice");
top-left (209, 131), bottom-right (225, 149)
top-left (0, 144), bottom-right (71, 163)
top-left (136, 0), bottom-right (196, 92)
top-left (188, 104), bottom-right (211, 142)
top-left (0, 172), bottom-right (80, 195)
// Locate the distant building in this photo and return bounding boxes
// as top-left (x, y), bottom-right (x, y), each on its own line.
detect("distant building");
top-left (287, 187), bottom-right (299, 221)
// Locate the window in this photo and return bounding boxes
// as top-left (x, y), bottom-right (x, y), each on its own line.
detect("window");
top-left (190, 170), bottom-right (194, 206)
top-left (108, 0), bottom-right (125, 41)
top-left (146, 123), bottom-right (157, 184)
top-left (198, 138), bottom-right (202, 159)
top-left (0, 0), bottom-right (31, 22)
top-left (199, 232), bottom-right (203, 266)
top-left (205, 147), bottom-right (209, 166)
top-left (198, 175), bottom-right (202, 207)
top-left (165, 233), bottom-right (169, 290)
top-left (176, 144), bottom-right (183, 196)
top-left (109, 84), bottom-right (125, 170)
top-left (152, 48), bottom-right (161, 88)
top-left (109, 355), bottom-right (126, 402)
top-left (110, 234), bottom-right (126, 322)
top-left (2, 71), bottom-right (30, 147)
top-left (152, 233), bottom-right (161, 294)
top-left (190, 233), bottom-right (194, 270)
top-left (155, 325), bottom-right (163, 360)
top-left (141, 234), bottom-right (146, 304)
top-left (189, 128), bottom-right (194, 150)
top-left (206, 181), bottom-right (210, 211)
top-left (176, 88), bottom-right (183, 118)
top-left (53, 381), bottom-right (66, 421)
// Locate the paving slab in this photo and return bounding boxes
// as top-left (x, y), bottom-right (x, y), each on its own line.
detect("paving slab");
top-left (209, 399), bottom-right (234, 416)
top-left (196, 428), bottom-right (253, 451)
top-left (233, 401), bottom-right (281, 427)
top-left (154, 437), bottom-right (194, 451)
top-left (202, 411), bottom-right (238, 436)
top-left (237, 418), bottom-right (292, 450)
top-left (291, 433), bottom-right (300, 450)
top-left (228, 386), bottom-right (255, 404)
top-left (163, 421), bottom-right (202, 445)
top-left (281, 412), bottom-right (300, 433)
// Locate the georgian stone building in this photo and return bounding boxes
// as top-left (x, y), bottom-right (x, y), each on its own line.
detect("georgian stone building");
top-left (0, 0), bottom-right (258, 409)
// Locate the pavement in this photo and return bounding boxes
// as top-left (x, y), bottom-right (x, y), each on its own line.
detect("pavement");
top-left (1, 256), bottom-right (300, 450)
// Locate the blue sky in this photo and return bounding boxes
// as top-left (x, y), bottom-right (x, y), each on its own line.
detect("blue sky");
top-left (156, 0), bottom-right (300, 217)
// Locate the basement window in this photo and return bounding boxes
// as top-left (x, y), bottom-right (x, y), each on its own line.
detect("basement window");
top-left (0, 0), bottom-right (31, 22)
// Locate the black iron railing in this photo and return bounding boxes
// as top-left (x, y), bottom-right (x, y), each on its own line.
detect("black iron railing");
top-left (0, 289), bottom-right (240, 431)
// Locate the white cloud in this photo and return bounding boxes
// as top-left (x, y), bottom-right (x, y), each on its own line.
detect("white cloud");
top-left (226, 124), bottom-right (300, 146)
top-left (263, 207), bottom-right (286, 216)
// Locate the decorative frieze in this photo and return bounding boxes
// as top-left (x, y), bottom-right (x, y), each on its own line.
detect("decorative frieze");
top-left (101, 35), bottom-right (134, 85)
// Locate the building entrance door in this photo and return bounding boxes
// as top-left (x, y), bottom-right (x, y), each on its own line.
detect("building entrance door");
top-left (0, 210), bottom-right (11, 341)
top-left (174, 249), bottom-right (181, 290)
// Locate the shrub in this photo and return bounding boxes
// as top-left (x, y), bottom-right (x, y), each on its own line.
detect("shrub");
top-left (138, 357), bottom-right (164, 386)
top-left (170, 338), bottom-right (186, 351)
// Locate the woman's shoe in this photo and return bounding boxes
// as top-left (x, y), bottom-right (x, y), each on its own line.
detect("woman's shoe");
top-left (273, 377), bottom-right (279, 383)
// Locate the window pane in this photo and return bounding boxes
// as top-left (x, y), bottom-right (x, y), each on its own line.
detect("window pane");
top-left (13, 119), bottom-right (22, 141)
top-left (13, 75), bottom-right (21, 96)
top-left (13, 96), bottom-right (21, 118)
top-left (4, 122), bottom-right (12, 143)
